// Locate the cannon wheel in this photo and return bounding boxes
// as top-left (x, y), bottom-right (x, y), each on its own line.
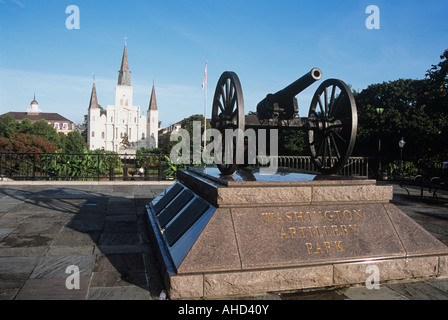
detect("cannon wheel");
top-left (211, 72), bottom-right (245, 175)
top-left (308, 79), bottom-right (358, 175)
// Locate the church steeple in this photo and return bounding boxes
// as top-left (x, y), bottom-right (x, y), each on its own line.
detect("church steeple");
top-left (89, 77), bottom-right (99, 109)
top-left (148, 83), bottom-right (158, 111)
top-left (117, 40), bottom-right (131, 86)
top-left (147, 81), bottom-right (159, 149)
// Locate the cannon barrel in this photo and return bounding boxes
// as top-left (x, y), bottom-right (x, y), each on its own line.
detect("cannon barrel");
top-left (271, 68), bottom-right (322, 102)
top-left (257, 68), bottom-right (322, 119)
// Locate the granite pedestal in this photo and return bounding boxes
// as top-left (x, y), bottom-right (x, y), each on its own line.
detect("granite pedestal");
top-left (145, 167), bottom-right (448, 299)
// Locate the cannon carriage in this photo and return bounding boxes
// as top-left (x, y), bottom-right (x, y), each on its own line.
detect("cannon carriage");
top-left (210, 68), bottom-right (358, 176)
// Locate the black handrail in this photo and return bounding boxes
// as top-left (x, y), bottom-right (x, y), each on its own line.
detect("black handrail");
top-left (0, 152), bottom-right (172, 181)
top-left (0, 151), bottom-right (373, 181)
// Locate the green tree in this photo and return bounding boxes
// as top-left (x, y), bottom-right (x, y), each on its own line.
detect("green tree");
top-left (0, 133), bottom-right (58, 153)
top-left (137, 147), bottom-right (164, 154)
top-left (18, 118), bottom-right (33, 134)
top-left (0, 114), bottom-right (19, 138)
top-left (181, 114), bottom-right (210, 141)
top-left (354, 77), bottom-right (445, 161)
top-left (31, 119), bottom-right (62, 149)
top-left (63, 131), bottom-right (87, 153)
top-left (426, 49), bottom-right (448, 100)
top-left (278, 130), bottom-right (307, 156)
top-left (81, 114), bottom-right (88, 142)
top-left (181, 114), bottom-right (211, 161)
top-left (0, 115), bottom-right (88, 154)
top-left (425, 49), bottom-right (448, 159)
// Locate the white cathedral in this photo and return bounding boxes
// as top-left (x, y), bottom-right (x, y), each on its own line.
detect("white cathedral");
top-left (87, 44), bottom-right (159, 152)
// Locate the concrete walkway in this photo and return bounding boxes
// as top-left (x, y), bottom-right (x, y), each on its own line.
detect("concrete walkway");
top-left (0, 181), bottom-right (447, 300)
top-left (0, 182), bottom-right (172, 300)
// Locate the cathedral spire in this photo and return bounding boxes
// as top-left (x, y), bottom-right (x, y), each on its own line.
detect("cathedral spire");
top-left (89, 78), bottom-right (99, 109)
top-left (117, 40), bottom-right (131, 86)
top-left (148, 83), bottom-right (158, 111)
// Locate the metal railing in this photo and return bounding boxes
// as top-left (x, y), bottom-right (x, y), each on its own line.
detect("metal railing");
top-left (0, 152), bottom-right (370, 181)
top-left (0, 152), bottom-right (172, 181)
top-left (255, 156), bottom-right (369, 178)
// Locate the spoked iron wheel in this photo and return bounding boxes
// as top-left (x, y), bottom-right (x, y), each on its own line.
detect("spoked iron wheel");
top-left (308, 79), bottom-right (357, 174)
top-left (211, 72), bottom-right (245, 175)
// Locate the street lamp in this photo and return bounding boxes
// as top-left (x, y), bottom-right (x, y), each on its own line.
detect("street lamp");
top-left (399, 137), bottom-right (406, 176)
top-left (376, 108), bottom-right (384, 179)
top-left (399, 137), bottom-right (406, 150)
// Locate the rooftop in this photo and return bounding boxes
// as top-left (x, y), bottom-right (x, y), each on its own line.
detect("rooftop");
top-left (1, 112), bottom-right (75, 123)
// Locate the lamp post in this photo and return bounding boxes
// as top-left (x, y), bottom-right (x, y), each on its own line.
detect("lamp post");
top-left (376, 107), bottom-right (384, 179)
top-left (399, 137), bottom-right (405, 176)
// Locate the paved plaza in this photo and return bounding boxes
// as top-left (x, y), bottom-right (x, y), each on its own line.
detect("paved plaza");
top-left (0, 181), bottom-right (447, 300)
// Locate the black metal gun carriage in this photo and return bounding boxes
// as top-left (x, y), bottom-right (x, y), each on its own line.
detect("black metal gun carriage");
top-left (210, 68), bottom-right (358, 175)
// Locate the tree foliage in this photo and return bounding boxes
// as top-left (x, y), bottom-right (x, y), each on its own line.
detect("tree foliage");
top-left (0, 115), bottom-right (87, 154)
top-left (353, 50), bottom-right (448, 161)
top-left (30, 119), bottom-right (63, 149)
top-left (40, 149), bottom-right (119, 179)
top-left (63, 131), bottom-right (88, 154)
top-left (278, 130), bottom-right (307, 156)
top-left (426, 49), bottom-right (448, 103)
top-left (0, 133), bottom-right (58, 153)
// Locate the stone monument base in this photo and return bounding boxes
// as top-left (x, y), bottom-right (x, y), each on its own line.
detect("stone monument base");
top-left (145, 167), bottom-right (448, 299)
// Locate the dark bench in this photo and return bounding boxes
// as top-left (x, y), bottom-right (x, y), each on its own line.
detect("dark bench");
top-left (400, 161), bottom-right (448, 202)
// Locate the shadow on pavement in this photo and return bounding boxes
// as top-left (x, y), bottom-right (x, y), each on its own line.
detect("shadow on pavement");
top-left (0, 184), bottom-right (170, 300)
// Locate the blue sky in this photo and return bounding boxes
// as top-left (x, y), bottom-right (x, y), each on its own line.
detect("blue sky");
top-left (0, 0), bottom-right (447, 127)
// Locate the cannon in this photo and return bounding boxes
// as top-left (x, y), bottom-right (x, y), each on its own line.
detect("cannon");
top-left (210, 68), bottom-right (358, 176)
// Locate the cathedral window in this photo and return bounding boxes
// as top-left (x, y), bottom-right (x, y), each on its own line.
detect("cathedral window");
top-left (101, 132), bottom-right (105, 139)
top-left (92, 131), bottom-right (95, 138)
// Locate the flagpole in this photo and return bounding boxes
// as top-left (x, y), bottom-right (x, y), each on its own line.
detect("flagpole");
top-left (203, 61), bottom-right (208, 157)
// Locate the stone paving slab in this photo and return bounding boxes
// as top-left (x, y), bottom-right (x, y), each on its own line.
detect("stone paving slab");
top-left (0, 183), bottom-right (172, 300)
top-left (30, 255), bottom-right (96, 279)
top-left (0, 246), bottom-right (49, 257)
top-left (0, 182), bottom-right (447, 300)
top-left (87, 286), bottom-right (150, 300)
top-left (385, 279), bottom-right (448, 300)
top-left (0, 257), bottom-right (39, 275)
top-left (0, 228), bottom-right (14, 240)
top-left (46, 245), bottom-right (94, 256)
top-left (90, 269), bottom-right (147, 288)
top-left (15, 277), bottom-right (90, 300)
top-left (52, 228), bottom-right (101, 247)
top-left (339, 285), bottom-right (409, 300)
top-left (1, 233), bottom-right (55, 248)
